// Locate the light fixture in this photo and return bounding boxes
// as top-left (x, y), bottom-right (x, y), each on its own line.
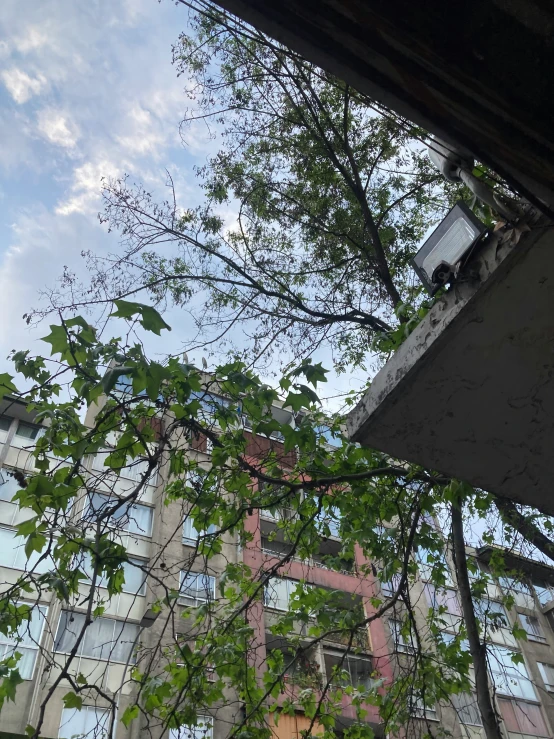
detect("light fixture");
top-left (412, 201), bottom-right (487, 293)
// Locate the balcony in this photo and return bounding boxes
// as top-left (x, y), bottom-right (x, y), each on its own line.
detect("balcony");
top-left (347, 217), bottom-right (554, 515)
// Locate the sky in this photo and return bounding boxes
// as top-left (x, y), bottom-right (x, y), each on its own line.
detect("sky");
top-left (0, 0), bottom-right (379, 405)
top-left (0, 1), bottom-right (218, 367)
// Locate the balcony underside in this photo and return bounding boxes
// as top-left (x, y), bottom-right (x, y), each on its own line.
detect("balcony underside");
top-left (348, 216), bottom-right (554, 514)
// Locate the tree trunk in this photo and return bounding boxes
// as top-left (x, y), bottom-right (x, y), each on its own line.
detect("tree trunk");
top-left (451, 502), bottom-right (504, 739)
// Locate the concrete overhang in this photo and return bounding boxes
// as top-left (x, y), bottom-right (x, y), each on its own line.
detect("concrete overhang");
top-left (347, 211), bottom-right (554, 515)
top-left (214, 0), bottom-right (554, 210)
top-left (476, 545), bottom-right (554, 585)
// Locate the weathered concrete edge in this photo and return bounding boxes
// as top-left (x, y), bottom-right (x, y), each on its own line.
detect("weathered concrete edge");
top-left (346, 212), bottom-right (547, 444)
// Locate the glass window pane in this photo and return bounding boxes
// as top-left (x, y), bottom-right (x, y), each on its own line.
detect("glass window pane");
top-left (0, 604), bottom-right (46, 679)
top-left (538, 662), bottom-right (554, 691)
top-left (126, 502), bottom-right (153, 536)
top-left (519, 614), bottom-right (546, 642)
top-left (0, 527), bottom-right (17, 567)
top-left (111, 621), bottom-right (139, 663)
top-left (488, 645), bottom-right (536, 700)
top-left (424, 583), bottom-right (461, 615)
top-left (55, 612), bottom-right (87, 653)
top-left (81, 617), bottom-right (116, 661)
top-left (15, 422), bottom-right (40, 440)
top-left (0, 417), bottom-right (12, 432)
top-left (0, 469), bottom-right (22, 502)
top-left (59, 706), bottom-right (110, 739)
top-left (533, 580), bottom-right (554, 607)
top-left (123, 558), bottom-right (146, 595)
top-left (452, 692), bottom-right (482, 726)
top-left (264, 578), bottom-right (289, 611)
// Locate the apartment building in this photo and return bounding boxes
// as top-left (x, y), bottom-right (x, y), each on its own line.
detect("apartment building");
top-left (1, 392), bottom-right (554, 739)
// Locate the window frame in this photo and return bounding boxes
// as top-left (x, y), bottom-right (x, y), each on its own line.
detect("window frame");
top-left (0, 602), bottom-right (47, 680)
top-left (54, 611), bottom-right (140, 664)
top-left (487, 644), bottom-right (536, 701)
top-left (389, 618), bottom-right (416, 655)
top-left (518, 613), bottom-right (547, 643)
top-left (80, 552), bottom-right (147, 596)
top-left (58, 704), bottom-right (110, 739)
top-left (0, 525), bottom-right (54, 574)
top-left (182, 517), bottom-right (216, 548)
top-left (179, 571), bottom-right (216, 608)
top-left (85, 491), bottom-right (154, 537)
top-left (263, 577), bottom-right (311, 612)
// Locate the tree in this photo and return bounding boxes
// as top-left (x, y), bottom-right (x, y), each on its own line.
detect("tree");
top-left (1, 305), bottom-right (554, 739)
top-left (13, 4), bottom-right (553, 739)
top-left (40, 1), bottom-right (469, 373)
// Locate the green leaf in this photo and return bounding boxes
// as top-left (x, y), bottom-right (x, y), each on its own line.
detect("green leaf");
top-left (111, 300), bottom-right (171, 335)
top-left (63, 692), bottom-right (83, 710)
top-left (41, 325), bottom-right (70, 356)
top-left (121, 704), bottom-right (139, 728)
top-left (0, 373), bottom-right (17, 401)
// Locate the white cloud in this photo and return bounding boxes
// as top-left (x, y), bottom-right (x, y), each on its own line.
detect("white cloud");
top-left (14, 26), bottom-right (49, 53)
top-left (116, 104), bottom-right (168, 156)
top-left (1, 67), bottom-right (47, 103)
top-left (37, 108), bottom-right (80, 149)
top-left (55, 159), bottom-right (120, 216)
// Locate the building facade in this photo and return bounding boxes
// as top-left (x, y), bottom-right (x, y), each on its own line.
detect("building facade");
top-left (1, 395), bottom-right (554, 739)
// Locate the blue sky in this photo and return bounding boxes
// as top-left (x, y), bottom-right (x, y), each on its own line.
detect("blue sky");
top-left (0, 0), bottom-right (375, 404)
top-left (0, 1), bottom-right (218, 363)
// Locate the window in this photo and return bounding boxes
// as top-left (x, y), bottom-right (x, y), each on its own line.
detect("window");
top-left (0, 416), bottom-right (11, 431)
top-left (183, 518), bottom-right (216, 547)
top-left (0, 603), bottom-right (46, 679)
top-left (498, 576), bottom-right (535, 609)
top-left (92, 452), bottom-right (158, 486)
top-left (498, 698), bottom-right (549, 737)
top-left (169, 716), bottom-right (213, 739)
top-left (263, 578), bottom-right (307, 612)
top-left (15, 421), bottom-right (41, 440)
top-left (86, 492), bottom-right (153, 537)
top-left (424, 583), bottom-right (461, 615)
top-left (324, 652), bottom-right (373, 691)
top-left (519, 614), bottom-right (547, 643)
top-left (533, 580), bottom-right (554, 608)
top-left (0, 527), bottom-right (54, 574)
top-left (538, 662), bottom-right (554, 692)
top-left (488, 645), bottom-right (535, 700)
top-left (475, 599), bottom-right (510, 632)
top-left (451, 692), bottom-right (482, 726)
top-left (0, 468), bottom-right (22, 502)
top-left (179, 572), bottom-right (216, 607)
top-left (10, 420), bottom-right (42, 448)
top-left (59, 705), bottom-right (110, 739)
top-left (55, 611), bottom-right (139, 663)
top-left (389, 618), bottom-right (416, 654)
top-left (408, 690), bottom-right (437, 720)
top-left (381, 572), bottom-right (402, 597)
top-left (415, 545), bottom-right (453, 584)
top-left (191, 391), bottom-right (232, 422)
top-left (80, 553), bottom-right (146, 596)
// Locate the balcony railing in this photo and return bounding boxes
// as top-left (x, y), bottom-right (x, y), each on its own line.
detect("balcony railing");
top-left (324, 627), bottom-right (369, 651)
